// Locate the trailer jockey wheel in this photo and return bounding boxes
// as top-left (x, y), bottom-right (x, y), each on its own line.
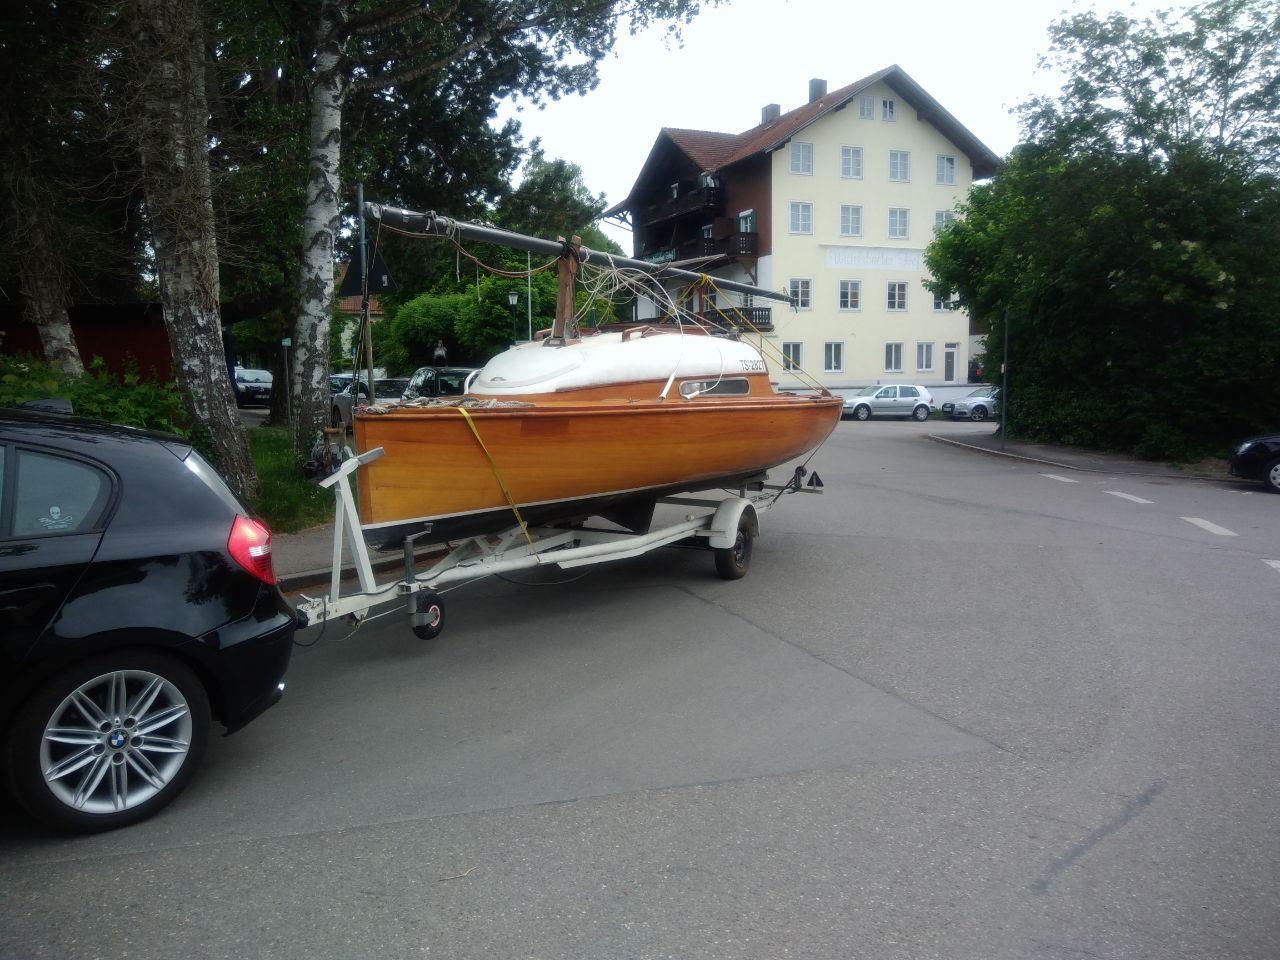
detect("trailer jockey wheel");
top-left (714, 514), bottom-right (755, 580)
top-left (411, 592), bottom-right (446, 640)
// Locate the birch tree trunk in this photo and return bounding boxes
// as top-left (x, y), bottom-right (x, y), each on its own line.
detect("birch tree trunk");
top-left (133, 0), bottom-right (258, 497)
top-left (19, 217), bottom-right (83, 376)
top-left (292, 0), bottom-right (347, 453)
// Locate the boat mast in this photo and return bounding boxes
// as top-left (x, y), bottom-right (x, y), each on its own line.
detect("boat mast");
top-left (362, 204), bottom-right (791, 306)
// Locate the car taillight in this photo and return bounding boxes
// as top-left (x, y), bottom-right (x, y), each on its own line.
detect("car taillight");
top-left (228, 515), bottom-right (275, 585)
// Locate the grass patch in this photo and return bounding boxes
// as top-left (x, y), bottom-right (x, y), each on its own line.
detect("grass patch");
top-left (247, 427), bottom-right (333, 533)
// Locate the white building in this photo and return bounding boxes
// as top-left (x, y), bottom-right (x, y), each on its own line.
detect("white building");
top-left (604, 65), bottom-right (999, 388)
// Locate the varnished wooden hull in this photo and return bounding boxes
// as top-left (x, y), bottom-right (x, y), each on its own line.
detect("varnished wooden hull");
top-left (354, 395), bottom-right (841, 542)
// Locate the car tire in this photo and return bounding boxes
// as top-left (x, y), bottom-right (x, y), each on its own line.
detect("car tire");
top-left (1265, 457), bottom-right (1280, 494)
top-left (912, 404), bottom-right (930, 422)
top-left (853, 405), bottom-right (871, 422)
top-left (714, 513), bottom-right (755, 581)
top-left (970, 405), bottom-right (987, 422)
top-left (4, 650), bottom-right (210, 833)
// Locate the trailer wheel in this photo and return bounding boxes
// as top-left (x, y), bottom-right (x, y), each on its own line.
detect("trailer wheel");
top-left (411, 592), bottom-right (446, 640)
top-left (714, 515), bottom-right (755, 580)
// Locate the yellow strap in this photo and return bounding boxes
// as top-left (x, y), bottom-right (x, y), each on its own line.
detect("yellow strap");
top-left (456, 407), bottom-right (534, 546)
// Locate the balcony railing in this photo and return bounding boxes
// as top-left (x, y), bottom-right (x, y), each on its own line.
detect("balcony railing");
top-left (639, 186), bottom-right (725, 225)
top-left (640, 231), bottom-right (759, 266)
top-left (696, 306), bottom-right (773, 332)
top-left (697, 231), bottom-right (758, 257)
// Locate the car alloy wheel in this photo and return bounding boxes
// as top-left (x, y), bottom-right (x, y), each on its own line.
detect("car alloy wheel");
top-left (1266, 457), bottom-right (1280, 494)
top-left (970, 406), bottom-right (987, 422)
top-left (854, 405), bottom-right (871, 421)
top-left (7, 652), bottom-right (210, 832)
top-left (913, 405), bottom-right (930, 422)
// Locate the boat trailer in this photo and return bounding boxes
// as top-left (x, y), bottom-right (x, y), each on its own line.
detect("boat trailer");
top-left (292, 447), bottom-right (822, 640)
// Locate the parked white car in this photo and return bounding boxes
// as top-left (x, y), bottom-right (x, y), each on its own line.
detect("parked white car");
top-left (842, 384), bottom-right (935, 422)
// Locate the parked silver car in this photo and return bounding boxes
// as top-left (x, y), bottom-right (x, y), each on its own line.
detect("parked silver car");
top-left (942, 385), bottom-right (1000, 421)
top-left (331, 377), bottom-right (409, 430)
top-left (842, 384), bottom-right (935, 422)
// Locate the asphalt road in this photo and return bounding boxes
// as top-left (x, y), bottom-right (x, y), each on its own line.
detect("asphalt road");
top-left (3, 420), bottom-right (1278, 960)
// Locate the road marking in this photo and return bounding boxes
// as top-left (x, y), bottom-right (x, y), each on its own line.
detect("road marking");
top-left (1264, 560), bottom-right (1280, 574)
top-left (1105, 491), bottom-right (1154, 504)
top-left (1040, 473), bottom-right (1079, 483)
top-left (1180, 517), bottom-right (1238, 537)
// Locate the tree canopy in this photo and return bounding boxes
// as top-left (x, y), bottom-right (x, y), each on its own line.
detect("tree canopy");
top-left (927, 0), bottom-right (1280, 460)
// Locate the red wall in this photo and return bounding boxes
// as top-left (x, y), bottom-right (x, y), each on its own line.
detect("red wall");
top-left (0, 303), bottom-right (173, 379)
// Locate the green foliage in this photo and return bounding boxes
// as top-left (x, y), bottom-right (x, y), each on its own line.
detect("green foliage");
top-left (927, 0), bottom-right (1280, 462)
top-left (0, 354), bottom-right (196, 439)
top-left (245, 426), bottom-right (332, 533)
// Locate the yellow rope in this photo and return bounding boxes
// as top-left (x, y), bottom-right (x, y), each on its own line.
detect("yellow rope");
top-left (456, 407), bottom-right (534, 547)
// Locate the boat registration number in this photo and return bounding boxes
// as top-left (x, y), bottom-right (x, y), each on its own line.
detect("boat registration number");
top-left (738, 359), bottom-right (765, 372)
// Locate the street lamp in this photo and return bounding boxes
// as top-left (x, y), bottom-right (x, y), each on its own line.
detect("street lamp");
top-left (507, 289), bottom-right (519, 343)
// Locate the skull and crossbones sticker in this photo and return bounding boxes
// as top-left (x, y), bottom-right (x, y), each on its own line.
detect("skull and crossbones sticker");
top-left (38, 506), bottom-right (74, 531)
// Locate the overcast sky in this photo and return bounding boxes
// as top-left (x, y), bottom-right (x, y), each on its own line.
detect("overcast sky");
top-left (493, 0), bottom-right (1196, 249)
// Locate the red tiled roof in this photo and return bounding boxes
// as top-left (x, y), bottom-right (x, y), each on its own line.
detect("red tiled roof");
top-left (604, 65), bottom-right (1000, 217)
top-left (662, 128), bottom-right (742, 171)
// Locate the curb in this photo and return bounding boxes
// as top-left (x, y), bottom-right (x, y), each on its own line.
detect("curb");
top-left (278, 545), bottom-right (446, 594)
top-left (926, 434), bottom-right (1233, 483)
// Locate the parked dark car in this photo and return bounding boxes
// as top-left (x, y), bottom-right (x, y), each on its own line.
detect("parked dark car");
top-left (233, 367), bottom-right (273, 408)
top-left (1228, 433), bottom-right (1280, 493)
top-left (402, 366), bottom-right (478, 401)
top-left (0, 409), bottom-right (295, 832)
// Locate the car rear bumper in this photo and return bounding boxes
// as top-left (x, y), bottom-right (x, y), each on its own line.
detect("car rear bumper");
top-left (185, 591), bottom-right (296, 733)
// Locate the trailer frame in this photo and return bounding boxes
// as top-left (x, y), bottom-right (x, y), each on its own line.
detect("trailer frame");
top-left (292, 446), bottom-right (820, 638)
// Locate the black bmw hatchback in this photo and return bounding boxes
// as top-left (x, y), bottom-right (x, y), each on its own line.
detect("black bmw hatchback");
top-left (0, 409), bottom-right (294, 832)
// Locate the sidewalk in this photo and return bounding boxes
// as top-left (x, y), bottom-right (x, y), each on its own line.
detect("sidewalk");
top-left (928, 428), bottom-right (1230, 481)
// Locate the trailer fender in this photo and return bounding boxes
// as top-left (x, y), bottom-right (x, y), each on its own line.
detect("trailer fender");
top-left (707, 498), bottom-right (758, 549)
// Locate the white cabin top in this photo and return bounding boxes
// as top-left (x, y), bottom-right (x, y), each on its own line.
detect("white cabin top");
top-left (470, 331), bottom-right (768, 396)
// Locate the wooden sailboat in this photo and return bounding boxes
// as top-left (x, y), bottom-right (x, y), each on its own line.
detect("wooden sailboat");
top-left (351, 209), bottom-right (841, 543)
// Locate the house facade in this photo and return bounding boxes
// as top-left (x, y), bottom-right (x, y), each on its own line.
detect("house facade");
top-left (605, 65), bottom-right (998, 389)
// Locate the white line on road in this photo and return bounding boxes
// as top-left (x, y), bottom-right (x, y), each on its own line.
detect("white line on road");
top-left (1040, 473), bottom-right (1079, 483)
top-left (1180, 517), bottom-right (1238, 537)
top-left (1264, 560), bottom-right (1280, 574)
top-left (1105, 491), bottom-right (1154, 504)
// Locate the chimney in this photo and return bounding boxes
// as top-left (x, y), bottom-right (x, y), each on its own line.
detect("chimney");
top-left (761, 103), bottom-right (781, 125)
top-left (808, 78), bottom-right (827, 103)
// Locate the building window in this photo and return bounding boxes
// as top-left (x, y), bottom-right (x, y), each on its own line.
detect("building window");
top-left (936, 154), bottom-right (956, 184)
top-left (838, 279), bottom-right (861, 310)
top-left (699, 171), bottom-right (719, 188)
top-left (788, 278), bottom-right (812, 309)
top-left (884, 342), bottom-right (903, 372)
top-left (824, 342), bottom-right (843, 373)
top-left (839, 204), bottom-right (862, 237)
top-left (889, 150), bottom-right (911, 181)
top-left (790, 141), bottom-right (813, 175)
top-left (887, 281), bottom-right (907, 311)
top-left (859, 95), bottom-right (874, 118)
top-left (934, 209), bottom-right (956, 230)
top-left (933, 291), bottom-right (959, 311)
top-left (738, 209), bottom-right (756, 233)
top-left (888, 207), bottom-right (910, 239)
top-left (916, 342), bottom-right (934, 371)
top-left (789, 201), bottom-right (812, 234)
top-left (700, 224), bottom-right (713, 239)
top-left (782, 342), bottom-right (802, 371)
top-left (668, 182), bottom-right (679, 199)
top-left (882, 98), bottom-right (896, 121)
top-left (840, 145), bottom-right (863, 179)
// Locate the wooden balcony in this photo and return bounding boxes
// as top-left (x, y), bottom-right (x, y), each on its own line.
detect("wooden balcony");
top-left (696, 306), bottom-right (773, 332)
top-left (638, 186), bottom-right (725, 226)
top-left (697, 231), bottom-right (758, 257)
